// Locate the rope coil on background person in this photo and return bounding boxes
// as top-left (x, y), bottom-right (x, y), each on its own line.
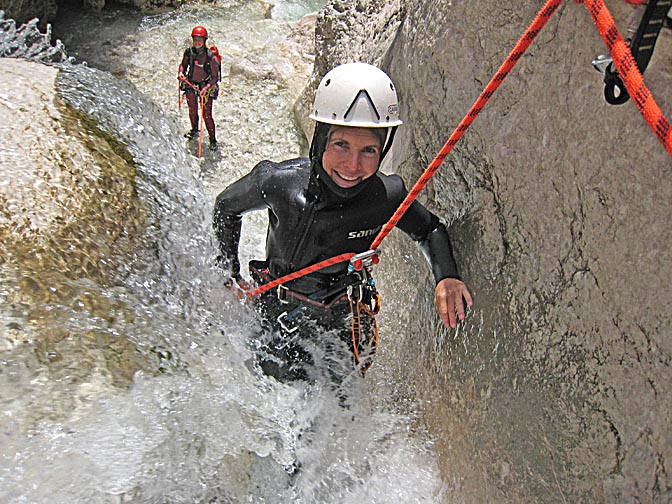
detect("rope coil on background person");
top-left (247, 0), bottom-right (671, 298)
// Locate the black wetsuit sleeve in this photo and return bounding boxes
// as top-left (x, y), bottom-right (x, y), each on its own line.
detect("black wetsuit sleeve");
top-left (395, 191), bottom-right (460, 284)
top-left (213, 162), bottom-right (270, 279)
top-left (416, 222), bottom-right (460, 283)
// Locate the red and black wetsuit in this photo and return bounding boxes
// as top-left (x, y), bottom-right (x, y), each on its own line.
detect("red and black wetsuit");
top-left (179, 47), bottom-right (219, 141)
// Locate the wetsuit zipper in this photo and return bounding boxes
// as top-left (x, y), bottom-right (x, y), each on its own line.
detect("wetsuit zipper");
top-left (287, 197), bottom-right (318, 272)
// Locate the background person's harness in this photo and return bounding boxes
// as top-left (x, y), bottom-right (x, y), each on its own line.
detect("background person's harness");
top-left (181, 47), bottom-right (219, 96)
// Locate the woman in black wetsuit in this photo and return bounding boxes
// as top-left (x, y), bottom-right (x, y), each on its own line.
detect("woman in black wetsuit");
top-left (213, 62), bottom-right (472, 383)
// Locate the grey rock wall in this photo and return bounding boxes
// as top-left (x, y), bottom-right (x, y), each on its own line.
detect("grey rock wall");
top-left (304, 0), bottom-right (672, 502)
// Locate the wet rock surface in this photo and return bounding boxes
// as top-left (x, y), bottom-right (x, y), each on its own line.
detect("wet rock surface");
top-left (2, 0), bottom-right (182, 27)
top-left (302, 0), bottom-right (672, 502)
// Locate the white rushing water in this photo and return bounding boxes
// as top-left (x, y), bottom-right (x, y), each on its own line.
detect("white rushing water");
top-left (1, 1), bottom-right (446, 502)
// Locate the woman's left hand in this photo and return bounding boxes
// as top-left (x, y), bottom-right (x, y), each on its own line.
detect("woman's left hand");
top-left (225, 276), bottom-right (256, 303)
top-left (434, 278), bottom-right (473, 329)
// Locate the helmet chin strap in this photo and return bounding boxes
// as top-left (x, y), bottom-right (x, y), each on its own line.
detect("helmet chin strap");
top-left (380, 126), bottom-right (397, 162)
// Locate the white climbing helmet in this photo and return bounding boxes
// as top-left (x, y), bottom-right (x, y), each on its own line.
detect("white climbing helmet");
top-left (309, 62), bottom-right (403, 128)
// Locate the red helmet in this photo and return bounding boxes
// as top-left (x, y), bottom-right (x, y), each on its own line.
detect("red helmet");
top-left (191, 26), bottom-right (208, 39)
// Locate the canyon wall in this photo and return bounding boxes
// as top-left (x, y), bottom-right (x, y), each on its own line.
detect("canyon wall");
top-left (303, 0), bottom-right (672, 502)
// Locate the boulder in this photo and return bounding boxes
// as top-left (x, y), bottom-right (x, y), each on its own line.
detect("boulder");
top-left (0, 58), bottom-right (147, 383)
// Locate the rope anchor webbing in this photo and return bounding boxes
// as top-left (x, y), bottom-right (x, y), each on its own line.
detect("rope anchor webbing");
top-left (580, 0), bottom-right (672, 156)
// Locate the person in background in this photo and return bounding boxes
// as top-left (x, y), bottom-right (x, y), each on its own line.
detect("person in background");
top-left (213, 62), bottom-right (473, 384)
top-left (178, 25), bottom-right (220, 150)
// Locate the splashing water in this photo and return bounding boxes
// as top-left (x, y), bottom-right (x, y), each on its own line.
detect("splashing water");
top-left (1, 2), bottom-right (446, 502)
top-left (0, 12), bottom-right (68, 62)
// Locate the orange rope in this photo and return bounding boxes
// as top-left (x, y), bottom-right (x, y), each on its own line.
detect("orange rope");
top-left (578, 0), bottom-right (672, 157)
top-left (197, 94), bottom-right (205, 159)
top-left (370, 0), bottom-right (564, 250)
top-left (248, 252), bottom-right (355, 297)
top-left (247, 0), bottom-right (671, 297)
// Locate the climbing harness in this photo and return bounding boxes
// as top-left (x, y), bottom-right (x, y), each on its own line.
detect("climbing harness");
top-left (592, 0), bottom-right (671, 105)
top-left (251, 252), bottom-right (381, 371)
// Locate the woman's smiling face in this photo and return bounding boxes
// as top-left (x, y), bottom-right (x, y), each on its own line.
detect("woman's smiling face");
top-left (321, 126), bottom-right (383, 188)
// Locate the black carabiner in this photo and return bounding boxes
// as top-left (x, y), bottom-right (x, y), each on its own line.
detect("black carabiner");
top-left (603, 63), bottom-right (630, 106)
